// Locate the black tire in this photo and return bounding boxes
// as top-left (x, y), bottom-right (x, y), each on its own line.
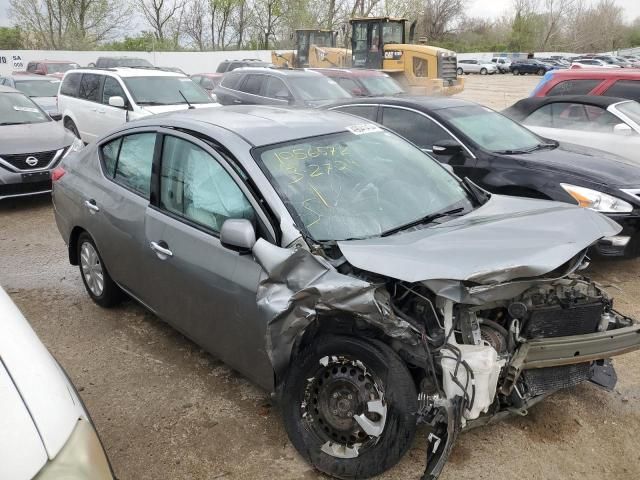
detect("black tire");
top-left (456, 67), bottom-right (463, 75)
top-left (537, 68), bottom-right (546, 75)
top-left (480, 67), bottom-right (488, 75)
top-left (281, 335), bottom-right (418, 479)
top-left (77, 232), bottom-right (122, 308)
top-left (64, 118), bottom-right (80, 139)
top-left (512, 68), bottom-right (520, 75)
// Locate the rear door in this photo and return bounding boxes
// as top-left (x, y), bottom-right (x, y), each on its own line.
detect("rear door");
top-left (236, 74), bottom-right (272, 105)
top-left (76, 73), bottom-right (105, 142)
top-left (143, 130), bottom-right (274, 387)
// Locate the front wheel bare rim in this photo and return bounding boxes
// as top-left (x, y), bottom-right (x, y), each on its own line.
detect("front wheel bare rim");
top-left (80, 242), bottom-right (104, 297)
top-left (302, 355), bottom-right (387, 459)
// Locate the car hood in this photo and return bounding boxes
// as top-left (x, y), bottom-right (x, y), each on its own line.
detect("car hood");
top-left (30, 96), bottom-right (58, 113)
top-left (0, 287), bottom-right (85, 471)
top-left (0, 121), bottom-right (74, 154)
top-left (337, 195), bottom-right (620, 284)
top-left (506, 142), bottom-right (640, 188)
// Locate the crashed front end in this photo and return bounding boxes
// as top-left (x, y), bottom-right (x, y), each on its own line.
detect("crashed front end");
top-left (253, 196), bottom-right (640, 479)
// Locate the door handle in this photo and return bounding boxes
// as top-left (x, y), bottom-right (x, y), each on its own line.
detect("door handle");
top-left (232, 99), bottom-right (242, 104)
top-left (84, 199), bottom-right (99, 213)
top-left (150, 241), bottom-right (173, 258)
top-left (97, 109), bottom-right (106, 114)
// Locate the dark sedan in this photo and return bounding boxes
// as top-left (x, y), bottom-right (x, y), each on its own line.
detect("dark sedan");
top-left (328, 96), bottom-right (640, 257)
top-left (510, 59), bottom-right (554, 75)
top-left (0, 86), bottom-right (81, 201)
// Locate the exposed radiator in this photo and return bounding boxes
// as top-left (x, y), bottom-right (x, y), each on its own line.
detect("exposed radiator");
top-left (522, 363), bottom-right (592, 396)
top-left (522, 301), bottom-right (603, 339)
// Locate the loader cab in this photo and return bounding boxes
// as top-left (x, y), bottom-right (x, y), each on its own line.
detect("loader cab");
top-left (350, 18), bottom-right (406, 69)
top-left (295, 29), bottom-right (336, 67)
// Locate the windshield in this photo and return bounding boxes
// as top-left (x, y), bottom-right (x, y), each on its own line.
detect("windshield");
top-left (123, 76), bottom-right (212, 105)
top-left (615, 101), bottom-right (640, 126)
top-left (14, 79), bottom-right (60, 97)
top-left (256, 128), bottom-right (471, 241)
top-left (382, 22), bottom-right (404, 44)
top-left (46, 63), bottom-right (79, 74)
top-left (359, 75), bottom-right (404, 95)
top-left (439, 105), bottom-right (541, 153)
top-left (289, 76), bottom-right (351, 101)
top-left (0, 92), bottom-right (49, 125)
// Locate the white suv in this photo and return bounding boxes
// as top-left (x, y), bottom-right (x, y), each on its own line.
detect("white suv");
top-left (491, 57), bottom-right (512, 73)
top-left (58, 68), bottom-right (218, 143)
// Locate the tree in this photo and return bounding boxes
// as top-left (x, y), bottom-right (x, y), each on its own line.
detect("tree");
top-left (137, 0), bottom-right (184, 42)
top-left (0, 27), bottom-right (23, 49)
top-left (419, 0), bottom-right (467, 42)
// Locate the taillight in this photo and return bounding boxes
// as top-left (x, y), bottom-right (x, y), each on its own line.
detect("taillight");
top-left (51, 167), bottom-right (66, 181)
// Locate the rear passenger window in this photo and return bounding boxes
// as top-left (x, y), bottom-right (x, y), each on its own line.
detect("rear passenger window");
top-left (100, 137), bottom-right (122, 177)
top-left (79, 74), bottom-right (102, 102)
top-left (60, 73), bottom-right (82, 97)
top-left (229, 62), bottom-right (243, 71)
top-left (113, 133), bottom-right (156, 198)
top-left (337, 77), bottom-right (360, 94)
top-left (216, 62), bottom-right (229, 73)
top-left (159, 136), bottom-right (255, 233)
top-left (605, 80), bottom-right (640, 102)
top-left (381, 107), bottom-right (453, 150)
top-left (263, 77), bottom-right (290, 99)
top-left (220, 72), bottom-right (242, 89)
top-left (547, 79), bottom-right (601, 96)
top-left (240, 74), bottom-right (265, 95)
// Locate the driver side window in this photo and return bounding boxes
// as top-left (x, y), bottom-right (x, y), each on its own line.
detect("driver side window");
top-left (381, 107), bottom-right (455, 150)
top-left (527, 103), bottom-right (621, 132)
top-left (159, 136), bottom-right (256, 234)
top-left (263, 77), bottom-right (290, 99)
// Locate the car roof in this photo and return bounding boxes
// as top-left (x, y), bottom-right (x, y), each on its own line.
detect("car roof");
top-left (3, 74), bottom-right (60, 81)
top-left (67, 67), bottom-right (185, 78)
top-left (504, 95), bottom-right (630, 121)
top-left (328, 95), bottom-right (477, 111)
top-left (0, 85), bottom-right (21, 93)
top-left (232, 67), bottom-right (322, 77)
top-left (547, 68), bottom-right (640, 79)
top-left (29, 59), bottom-right (75, 64)
top-left (308, 68), bottom-right (390, 78)
top-left (135, 106), bottom-right (377, 147)
top-left (192, 73), bottom-right (224, 78)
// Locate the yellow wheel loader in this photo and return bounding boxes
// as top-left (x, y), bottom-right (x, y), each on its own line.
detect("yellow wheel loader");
top-left (272, 29), bottom-right (350, 68)
top-left (350, 17), bottom-right (463, 95)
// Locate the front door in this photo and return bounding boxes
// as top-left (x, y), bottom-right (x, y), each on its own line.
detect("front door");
top-left (97, 76), bottom-right (128, 133)
top-left (143, 132), bottom-right (274, 388)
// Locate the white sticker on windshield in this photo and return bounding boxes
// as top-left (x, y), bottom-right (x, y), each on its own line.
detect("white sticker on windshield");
top-left (345, 124), bottom-right (383, 135)
top-left (49, 80), bottom-right (61, 84)
top-left (179, 78), bottom-right (191, 82)
top-left (13, 106), bottom-right (39, 113)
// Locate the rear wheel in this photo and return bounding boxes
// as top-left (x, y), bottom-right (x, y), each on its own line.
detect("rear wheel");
top-left (537, 68), bottom-right (546, 75)
top-left (456, 67), bottom-right (463, 75)
top-left (77, 232), bottom-right (122, 308)
top-left (281, 335), bottom-right (418, 479)
top-left (512, 68), bottom-right (520, 75)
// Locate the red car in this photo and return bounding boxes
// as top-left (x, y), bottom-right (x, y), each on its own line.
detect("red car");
top-left (531, 68), bottom-right (640, 102)
top-left (190, 73), bottom-right (224, 93)
top-left (15, 60), bottom-right (80, 79)
top-left (308, 68), bottom-right (405, 96)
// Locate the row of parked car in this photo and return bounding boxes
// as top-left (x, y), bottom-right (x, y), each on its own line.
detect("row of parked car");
top-left (2, 59), bottom-right (640, 480)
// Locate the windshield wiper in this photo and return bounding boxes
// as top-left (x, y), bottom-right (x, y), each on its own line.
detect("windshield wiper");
top-left (137, 101), bottom-right (168, 106)
top-left (380, 207), bottom-right (465, 237)
top-left (529, 141), bottom-right (558, 151)
top-left (496, 141), bottom-right (558, 155)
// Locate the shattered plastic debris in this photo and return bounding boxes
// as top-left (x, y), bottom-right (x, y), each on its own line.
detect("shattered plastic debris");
top-left (252, 238), bottom-right (417, 376)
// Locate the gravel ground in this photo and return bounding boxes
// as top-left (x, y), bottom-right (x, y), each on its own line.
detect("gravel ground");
top-left (1, 74), bottom-right (639, 480)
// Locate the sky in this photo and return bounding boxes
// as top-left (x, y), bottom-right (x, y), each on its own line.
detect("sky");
top-left (1, 0), bottom-right (640, 31)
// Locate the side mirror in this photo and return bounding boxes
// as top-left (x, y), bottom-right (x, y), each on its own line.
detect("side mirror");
top-left (49, 112), bottom-right (62, 121)
top-left (432, 139), bottom-right (463, 156)
top-left (108, 96), bottom-right (126, 108)
top-left (613, 123), bottom-right (633, 136)
top-left (220, 219), bottom-right (256, 252)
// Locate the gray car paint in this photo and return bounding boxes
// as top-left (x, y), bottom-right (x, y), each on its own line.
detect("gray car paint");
top-left (0, 122), bottom-right (74, 155)
top-left (53, 107), bottom-right (625, 392)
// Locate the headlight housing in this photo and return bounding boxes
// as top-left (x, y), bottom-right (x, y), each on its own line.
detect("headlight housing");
top-left (560, 183), bottom-right (633, 213)
top-left (62, 137), bottom-right (85, 159)
top-left (34, 419), bottom-right (113, 480)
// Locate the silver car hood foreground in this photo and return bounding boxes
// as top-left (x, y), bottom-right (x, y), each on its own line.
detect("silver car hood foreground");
top-left (0, 121), bottom-right (74, 155)
top-left (337, 195), bottom-right (620, 285)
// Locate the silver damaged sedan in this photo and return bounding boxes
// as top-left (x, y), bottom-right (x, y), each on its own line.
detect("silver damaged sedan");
top-left (52, 106), bottom-right (640, 479)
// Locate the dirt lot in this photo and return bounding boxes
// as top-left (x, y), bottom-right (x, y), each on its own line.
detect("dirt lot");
top-left (1, 74), bottom-right (639, 480)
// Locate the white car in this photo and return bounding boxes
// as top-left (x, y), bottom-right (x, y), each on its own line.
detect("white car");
top-left (0, 286), bottom-right (113, 479)
top-left (58, 67), bottom-right (219, 143)
top-left (571, 59), bottom-right (621, 69)
top-left (505, 96), bottom-right (640, 164)
top-left (491, 57), bottom-right (512, 73)
top-left (456, 59), bottom-right (497, 75)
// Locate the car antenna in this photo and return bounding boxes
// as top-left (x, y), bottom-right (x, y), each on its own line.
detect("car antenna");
top-left (179, 90), bottom-right (195, 109)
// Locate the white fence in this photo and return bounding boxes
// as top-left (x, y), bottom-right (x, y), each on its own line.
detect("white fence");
top-left (0, 49), bottom-right (275, 76)
top-left (457, 51), bottom-right (578, 62)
